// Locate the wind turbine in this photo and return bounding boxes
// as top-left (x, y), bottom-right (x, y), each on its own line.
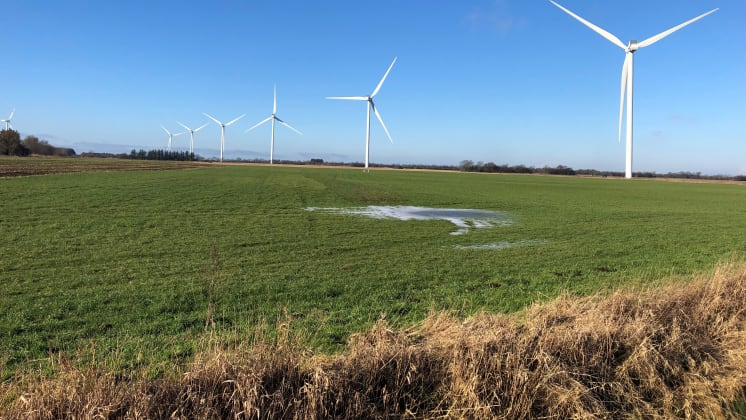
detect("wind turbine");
top-left (161, 125), bottom-right (184, 151)
top-left (1, 109), bottom-right (15, 130)
top-left (327, 57), bottom-right (397, 170)
top-left (203, 112), bottom-right (245, 162)
top-left (176, 121), bottom-right (209, 155)
top-left (549, 1), bottom-right (717, 179)
top-left (246, 85), bottom-right (302, 164)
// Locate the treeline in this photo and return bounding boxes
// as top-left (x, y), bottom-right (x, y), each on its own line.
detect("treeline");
top-left (0, 130), bottom-right (75, 157)
top-left (12, 142), bottom-right (742, 181)
top-left (126, 149), bottom-right (198, 161)
top-left (456, 160), bottom-right (745, 181)
top-left (459, 160), bottom-right (578, 175)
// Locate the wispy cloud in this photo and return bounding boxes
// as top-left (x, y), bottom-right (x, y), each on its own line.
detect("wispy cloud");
top-left (667, 113), bottom-right (698, 124)
top-left (463, 0), bottom-right (525, 34)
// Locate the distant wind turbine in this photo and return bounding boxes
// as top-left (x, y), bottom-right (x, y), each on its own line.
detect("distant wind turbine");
top-left (327, 57), bottom-right (397, 170)
top-left (161, 125), bottom-right (184, 151)
top-left (1, 109), bottom-right (15, 130)
top-left (550, 1), bottom-right (717, 179)
top-left (246, 85), bottom-right (302, 164)
top-left (176, 121), bottom-right (209, 155)
top-left (203, 113), bottom-right (245, 162)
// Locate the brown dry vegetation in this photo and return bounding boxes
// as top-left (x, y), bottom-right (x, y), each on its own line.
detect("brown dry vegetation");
top-left (2, 263), bottom-right (745, 419)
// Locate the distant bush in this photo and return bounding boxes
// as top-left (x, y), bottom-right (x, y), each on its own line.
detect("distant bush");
top-left (53, 147), bottom-right (76, 157)
top-left (21, 135), bottom-right (76, 157)
top-left (0, 130), bottom-right (29, 156)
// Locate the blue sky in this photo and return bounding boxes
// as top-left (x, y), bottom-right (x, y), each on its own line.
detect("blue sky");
top-left (3, 0), bottom-right (745, 174)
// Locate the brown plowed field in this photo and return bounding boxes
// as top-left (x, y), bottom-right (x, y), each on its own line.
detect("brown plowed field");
top-left (0, 157), bottom-right (207, 177)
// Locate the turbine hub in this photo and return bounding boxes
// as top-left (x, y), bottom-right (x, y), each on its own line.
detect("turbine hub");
top-left (627, 40), bottom-right (639, 52)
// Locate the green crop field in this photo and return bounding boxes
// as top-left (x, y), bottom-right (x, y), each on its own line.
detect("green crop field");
top-left (2, 159), bottom-right (745, 378)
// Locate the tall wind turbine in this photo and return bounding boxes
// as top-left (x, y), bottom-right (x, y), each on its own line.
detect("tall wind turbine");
top-left (1, 109), bottom-right (15, 130)
top-left (549, 1), bottom-right (717, 179)
top-left (176, 121), bottom-right (209, 155)
top-left (161, 125), bottom-right (184, 151)
top-left (327, 57), bottom-right (397, 170)
top-left (203, 113), bottom-right (245, 162)
top-left (246, 85), bottom-right (302, 164)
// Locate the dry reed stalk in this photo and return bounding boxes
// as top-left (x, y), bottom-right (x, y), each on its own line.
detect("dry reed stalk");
top-left (2, 262), bottom-right (745, 419)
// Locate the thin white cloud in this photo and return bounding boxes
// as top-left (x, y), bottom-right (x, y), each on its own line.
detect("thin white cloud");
top-left (463, 0), bottom-right (525, 34)
top-left (667, 113), bottom-right (698, 124)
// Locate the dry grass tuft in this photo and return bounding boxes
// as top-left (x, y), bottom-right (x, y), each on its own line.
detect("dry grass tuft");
top-left (3, 263), bottom-right (746, 419)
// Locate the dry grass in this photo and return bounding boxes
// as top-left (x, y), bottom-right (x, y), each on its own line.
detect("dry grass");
top-left (2, 263), bottom-right (745, 419)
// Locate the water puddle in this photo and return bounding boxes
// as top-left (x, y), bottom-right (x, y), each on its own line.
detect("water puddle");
top-left (452, 239), bottom-right (547, 250)
top-left (305, 206), bottom-right (512, 235)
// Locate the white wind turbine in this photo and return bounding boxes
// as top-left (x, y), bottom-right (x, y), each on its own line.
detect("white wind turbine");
top-left (246, 85), bottom-right (302, 164)
top-left (176, 121), bottom-right (209, 155)
top-left (550, 1), bottom-right (717, 179)
top-left (1, 109), bottom-right (15, 130)
top-left (203, 112), bottom-right (245, 162)
top-left (161, 125), bottom-right (184, 151)
top-left (327, 57), bottom-right (397, 170)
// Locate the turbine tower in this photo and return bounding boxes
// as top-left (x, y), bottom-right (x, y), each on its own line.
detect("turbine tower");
top-left (161, 125), bottom-right (184, 151)
top-left (176, 121), bottom-right (209, 155)
top-left (550, 1), bottom-right (717, 179)
top-left (203, 113), bottom-right (245, 162)
top-left (246, 85), bottom-right (302, 164)
top-left (327, 57), bottom-right (397, 170)
top-left (1, 109), bottom-right (15, 130)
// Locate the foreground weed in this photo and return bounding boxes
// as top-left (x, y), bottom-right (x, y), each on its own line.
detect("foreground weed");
top-left (204, 245), bottom-right (221, 331)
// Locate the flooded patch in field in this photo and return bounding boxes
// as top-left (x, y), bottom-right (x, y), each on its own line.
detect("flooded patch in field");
top-left (452, 239), bottom-right (547, 250)
top-left (305, 206), bottom-right (512, 235)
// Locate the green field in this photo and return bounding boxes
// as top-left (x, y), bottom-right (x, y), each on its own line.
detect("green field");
top-left (2, 161), bottom-right (745, 378)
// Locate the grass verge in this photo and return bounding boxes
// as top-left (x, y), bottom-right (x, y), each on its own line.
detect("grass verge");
top-left (2, 262), bottom-right (745, 418)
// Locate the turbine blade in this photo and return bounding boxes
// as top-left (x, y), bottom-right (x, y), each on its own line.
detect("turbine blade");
top-left (225, 114), bottom-right (246, 126)
top-left (326, 96), bottom-right (369, 101)
top-left (161, 125), bottom-right (170, 135)
top-left (245, 116), bottom-right (272, 133)
top-left (273, 84), bottom-right (277, 114)
top-left (618, 54), bottom-right (630, 143)
top-left (277, 119), bottom-right (303, 135)
top-left (195, 123), bottom-right (210, 132)
top-left (176, 121), bottom-right (190, 131)
top-left (371, 57), bottom-right (397, 97)
top-left (203, 113), bottom-right (222, 125)
top-left (549, 1), bottom-right (626, 50)
top-left (8, 109), bottom-right (15, 119)
top-left (371, 102), bottom-right (393, 143)
top-left (638, 8), bottom-right (718, 48)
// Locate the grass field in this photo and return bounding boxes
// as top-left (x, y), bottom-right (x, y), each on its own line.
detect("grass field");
top-left (2, 158), bottom-right (745, 379)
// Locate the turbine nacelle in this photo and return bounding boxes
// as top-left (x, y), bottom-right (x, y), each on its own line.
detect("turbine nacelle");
top-left (626, 40), bottom-right (639, 53)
